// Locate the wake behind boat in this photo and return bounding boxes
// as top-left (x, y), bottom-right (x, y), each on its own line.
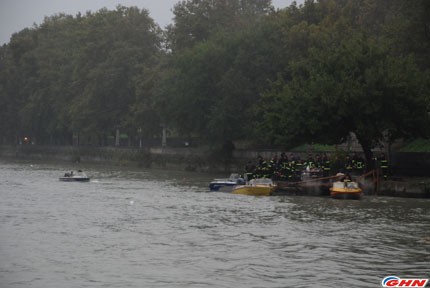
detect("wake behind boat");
top-left (59, 170), bottom-right (90, 182)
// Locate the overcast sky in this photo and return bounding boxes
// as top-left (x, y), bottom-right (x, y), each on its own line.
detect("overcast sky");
top-left (0, 0), bottom-right (301, 45)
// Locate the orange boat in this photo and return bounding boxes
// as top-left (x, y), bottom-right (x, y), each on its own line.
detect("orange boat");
top-left (330, 181), bottom-right (362, 200)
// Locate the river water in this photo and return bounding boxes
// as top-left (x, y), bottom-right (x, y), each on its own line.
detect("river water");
top-left (0, 159), bottom-right (429, 288)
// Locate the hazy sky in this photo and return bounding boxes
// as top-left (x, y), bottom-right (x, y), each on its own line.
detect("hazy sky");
top-left (0, 0), bottom-right (301, 45)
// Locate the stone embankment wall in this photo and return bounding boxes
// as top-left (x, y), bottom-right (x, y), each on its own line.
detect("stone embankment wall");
top-left (1, 145), bottom-right (430, 198)
top-left (0, 145), bottom-right (238, 172)
top-left (3, 145), bottom-right (430, 175)
top-left (391, 152), bottom-right (430, 176)
top-left (377, 179), bottom-right (430, 198)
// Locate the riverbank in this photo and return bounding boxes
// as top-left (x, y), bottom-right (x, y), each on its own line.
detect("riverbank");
top-left (1, 145), bottom-right (430, 198)
top-left (0, 145), bottom-right (218, 170)
top-left (271, 177), bottom-right (430, 198)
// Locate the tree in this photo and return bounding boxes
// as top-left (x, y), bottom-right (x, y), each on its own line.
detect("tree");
top-left (67, 7), bottom-right (163, 143)
top-left (254, 0), bottom-right (430, 165)
top-left (259, 31), bottom-right (430, 165)
top-left (160, 14), bottom-right (289, 146)
top-left (167, 0), bottom-right (272, 51)
top-left (0, 6), bottom-right (164, 145)
top-left (0, 28), bottom-right (40, 144)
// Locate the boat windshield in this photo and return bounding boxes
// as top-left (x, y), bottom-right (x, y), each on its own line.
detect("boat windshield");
top-left (333, 181), bottom-right (358, 189)
top-left (228, 173), bottom-right (241, 180)
top-left (74, 170), bottom-right (87, 177)
top-left (249, 178), bottom-right (273, 185)
top-left (346, 182), bottom-right (358, 189)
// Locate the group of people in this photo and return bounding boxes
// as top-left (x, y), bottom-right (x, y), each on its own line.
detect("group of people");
top-left (244, 152), bottom-right (389, 181)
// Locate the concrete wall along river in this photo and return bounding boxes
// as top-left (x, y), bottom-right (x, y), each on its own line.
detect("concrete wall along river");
top-left (1, 145), bottom-right (430, 198)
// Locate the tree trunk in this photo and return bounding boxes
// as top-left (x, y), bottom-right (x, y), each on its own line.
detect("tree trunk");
top-left (356, 134), bottom-right (374, 171)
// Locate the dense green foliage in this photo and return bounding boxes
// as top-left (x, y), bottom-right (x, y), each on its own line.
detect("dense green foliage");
top-left (0, 6), bottom-right (163, 145)
top-left (400, 138), bottom-right (430, 153)
top-left (0, 0), bottom-right (429, 156)
top-left (257, 0), bottom-right (430, 163)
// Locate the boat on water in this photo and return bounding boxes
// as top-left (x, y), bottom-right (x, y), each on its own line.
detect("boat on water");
top-left (59, 170), bottom-right (90, 182)
top-left (209, 173), bottom-right (245, 192)
top-left (301, 167), bottom-right (323, 181)
top-left (329, 181), bottom-right (362, 200)
top-left (232, 178), bottom-right (277, 196)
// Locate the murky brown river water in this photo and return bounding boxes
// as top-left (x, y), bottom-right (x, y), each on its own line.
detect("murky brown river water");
top-left (0, 159), bottom-right (429, 287)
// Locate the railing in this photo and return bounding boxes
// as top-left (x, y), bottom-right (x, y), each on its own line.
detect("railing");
top-left (356, 169), bottom-right (380, 195)
top-left (276, 170), bottom-right (381, 195)
top-left (276, 174), bottom-right (342, 190)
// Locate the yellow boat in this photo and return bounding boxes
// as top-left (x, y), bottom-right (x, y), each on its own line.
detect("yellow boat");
top-left (232, 178), bottom-right (277, 196)
top-left (330, 181), bottom-right (362, 200)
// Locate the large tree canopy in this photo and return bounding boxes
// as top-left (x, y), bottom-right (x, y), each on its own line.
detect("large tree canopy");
top-left (259, 32), bottom-right (429, 163)
top-left (0, 6), bottom-right (163, 145)
top-left (0, 0), bottom-right (429, 155)
top-left (256, 0), bottom-right (430, 163)
top-left (167, 0), bottom-right (273, 51)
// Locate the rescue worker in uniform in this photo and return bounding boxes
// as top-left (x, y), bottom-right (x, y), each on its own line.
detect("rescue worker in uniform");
top-left (344, 155), bottom-right (354, 174)
top-left (352, 153), bottom-right (365, 176)
top-left (268, 155), bottom-right (279, 180)
top-left (245, 161), bottom-right (256, 181)
top-left (379, 152), bottom-right (389, 180)
top-left (322, 153), bottom-right (331, 177)
top-left (294, 157), bottom-right (304, 180)
top-left (256, 155), bottom-right (269, 178)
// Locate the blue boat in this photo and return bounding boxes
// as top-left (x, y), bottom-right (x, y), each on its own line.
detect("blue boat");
top-left (209, 173), bottom-right (245, 192)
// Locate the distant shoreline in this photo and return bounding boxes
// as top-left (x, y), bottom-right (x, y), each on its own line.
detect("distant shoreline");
top-left (2, 145), bottom-right (430, 198)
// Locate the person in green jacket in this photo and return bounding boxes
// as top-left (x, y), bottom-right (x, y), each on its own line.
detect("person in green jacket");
top-left (379, 152), bottom-right (389, 180)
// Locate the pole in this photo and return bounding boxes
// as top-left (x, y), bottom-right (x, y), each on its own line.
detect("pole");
top-left (115, 128), bottom-right (120, 147)
top-left (161, 125), bottom-right (167, 147)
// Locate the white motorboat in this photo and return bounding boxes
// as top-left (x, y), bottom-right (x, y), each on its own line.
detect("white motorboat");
top-left (59, 170), bottom-right (90, 182)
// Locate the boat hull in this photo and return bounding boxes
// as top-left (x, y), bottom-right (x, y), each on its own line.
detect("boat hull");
top-left (59, 177), bottom-right (90, 182)
top-left (330, 188), bottom-right (362, 200)
top-left (232, 185), bottom-right (276, 196)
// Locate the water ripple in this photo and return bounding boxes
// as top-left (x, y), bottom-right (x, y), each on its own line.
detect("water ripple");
top-left (0, 160), bottom-right (429, 287)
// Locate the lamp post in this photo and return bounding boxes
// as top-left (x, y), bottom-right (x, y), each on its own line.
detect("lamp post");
top-left (161, 124), bottom-right (167, 147)
top-left (115, 127), bottom-right (120, 147)
top-left (138, 128), bottom-right (142, 148)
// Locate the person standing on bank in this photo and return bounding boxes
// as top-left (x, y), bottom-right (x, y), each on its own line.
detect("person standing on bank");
top-left (379, 152), bottom-right (389, 180)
